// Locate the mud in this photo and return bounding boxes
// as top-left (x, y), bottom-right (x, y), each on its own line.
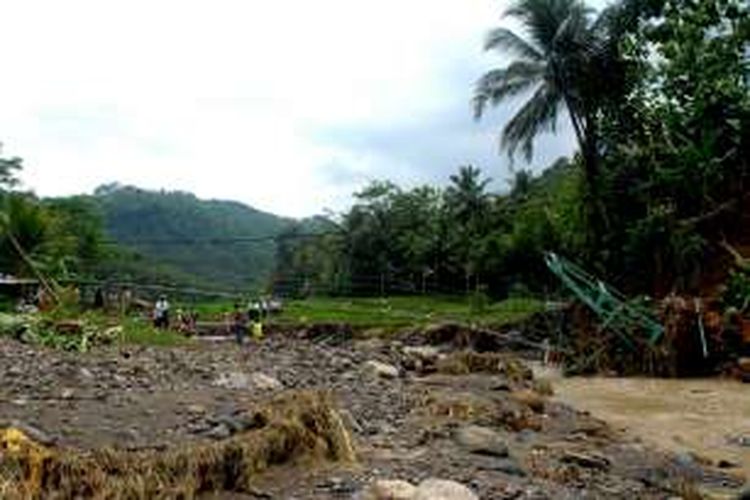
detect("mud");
top-left (540, 366), bottom-right (750, 480)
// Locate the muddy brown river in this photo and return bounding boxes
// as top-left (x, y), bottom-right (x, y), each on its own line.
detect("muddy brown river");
top-left (537, 366), bottom-right (750, 481)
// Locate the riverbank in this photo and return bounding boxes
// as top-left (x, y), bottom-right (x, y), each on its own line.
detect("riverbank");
top-left (538, 365), bottom-right (750, 492)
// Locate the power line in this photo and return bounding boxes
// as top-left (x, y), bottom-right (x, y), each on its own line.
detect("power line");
top-left (103, 231), bottom-right (341, 246)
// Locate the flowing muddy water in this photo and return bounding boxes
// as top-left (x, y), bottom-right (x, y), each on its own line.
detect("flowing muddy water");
top-left (537, 366), bottom-right (750, 480)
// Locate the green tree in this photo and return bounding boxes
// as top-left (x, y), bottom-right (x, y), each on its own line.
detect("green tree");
top-left (42, 197), bottom-right (106, 279)
top-left (444, 166), bottom-right (492, 292)
top-left (596, 0), bottom-right (750, 293)
top-left (473, 0), bottom-right (631, 247)
top-left (473, 0), bottom-right (597, 163)
top-left (0, 155), bottom-right (22, 191)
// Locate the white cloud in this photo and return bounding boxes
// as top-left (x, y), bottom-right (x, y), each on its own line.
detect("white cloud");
top-left (0, 0), bottom-right (576, 217)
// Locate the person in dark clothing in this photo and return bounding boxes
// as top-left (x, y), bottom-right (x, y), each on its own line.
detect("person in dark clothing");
top-left (248, 301), bottom-right (261, 324)
top-left (94, 288), bottom-right (105, 309)
top-left (231, 303), bottom-right (248, 345)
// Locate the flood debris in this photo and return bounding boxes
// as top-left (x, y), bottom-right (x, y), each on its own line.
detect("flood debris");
top-left (536, 252), bottom-right (750, 377)
top-left (542, 296), bottom-right (750, 377)
top-left (434, 350), bottom-right (532, 381)
top-left (0, 390), bottom-right (355, 498)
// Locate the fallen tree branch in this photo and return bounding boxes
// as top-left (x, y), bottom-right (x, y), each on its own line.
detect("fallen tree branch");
top-left (719, 240), bottom-right (750, 271)
top-left (678, 199), bottom-right (738, 229)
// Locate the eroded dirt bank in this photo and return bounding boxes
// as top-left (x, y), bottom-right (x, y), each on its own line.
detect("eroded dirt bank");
top-left (0, 333), bottom-right (745, 498)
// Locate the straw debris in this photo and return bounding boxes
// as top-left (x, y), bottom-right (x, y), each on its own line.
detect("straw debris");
top-left (435, 350), bottom-right (533, 382)
top-left (0, 390), bottom-right (355, 499)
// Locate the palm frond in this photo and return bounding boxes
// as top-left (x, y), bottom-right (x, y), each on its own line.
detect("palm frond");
top-left (501, 84), bottom-right (563, 161)
top-left (473, 62), bottom-right (546, 119)
top-left (505, 0), bottom-right (593, 51)
top-left (484, 27), bottom-right (543, 61)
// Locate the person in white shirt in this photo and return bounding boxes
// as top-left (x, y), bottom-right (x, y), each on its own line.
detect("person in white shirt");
top-left (153, 295), bottom-right (170, 329)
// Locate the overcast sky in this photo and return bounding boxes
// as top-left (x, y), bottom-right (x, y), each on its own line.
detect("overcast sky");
top-left (1, 0), bottom-right (577, 217)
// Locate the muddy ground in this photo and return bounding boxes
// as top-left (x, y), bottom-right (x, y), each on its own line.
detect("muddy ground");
top-left (0, 331), bottom-right (746, 499)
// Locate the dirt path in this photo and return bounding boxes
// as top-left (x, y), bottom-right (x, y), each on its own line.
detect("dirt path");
top-left (538, 365), bottom-right (750, 484)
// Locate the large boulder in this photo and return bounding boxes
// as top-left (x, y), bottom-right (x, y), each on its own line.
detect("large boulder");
top-left (361, 479), bottom-right (418, 500)
top-left (414, 479), bottom-right (478, 500)
top-left (249, 372), bottom-right (283, 391)
top-left (363, 360), bottom-right (399, 379)
top-left (512, 389), bottom-right (546, 413)
top-left (212, 371), bottom-right (283, 391)
top-left (212, 372), bottom-right (250, 390)
top-left (454, 425), bottom-right (508, 457)
top-left (403, 345), bottom-right (441, 363)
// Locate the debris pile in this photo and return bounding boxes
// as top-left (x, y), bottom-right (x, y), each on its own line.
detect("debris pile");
top-left (0, 390), bottom-right (355, 498)
top-left (545, 297), bottom-right (750, 377)
top-left (0, 313), bottom-right (119, 352)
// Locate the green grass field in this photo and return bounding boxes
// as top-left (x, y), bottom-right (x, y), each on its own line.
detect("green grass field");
top-left (189, 295), bottom-right (544, 329)
top-left (274, 296), bottom-right (543, 330)
top-left (176, 295), bottom-right (542, 332)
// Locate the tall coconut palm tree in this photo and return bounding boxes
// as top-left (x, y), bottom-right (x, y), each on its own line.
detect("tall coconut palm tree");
top-left (473, 0), bottom-right (605, 179)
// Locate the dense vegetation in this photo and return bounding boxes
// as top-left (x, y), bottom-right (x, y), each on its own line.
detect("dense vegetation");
top-left (0, 0), bottom-right (746, 309)
top-left (0, 157), bottom-right (106, 286)
top-left (274, 0), bottom-right (750, 300)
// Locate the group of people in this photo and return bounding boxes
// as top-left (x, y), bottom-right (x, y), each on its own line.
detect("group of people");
top-left (229, 299), bottom-right (272, 345)
top-left (151, 294), bottom-right (274, 345)
top-left (151, 295), bottom-right (198, 334)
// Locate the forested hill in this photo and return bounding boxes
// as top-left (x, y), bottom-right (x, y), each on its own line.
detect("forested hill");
top-left (91, 184), bottom-right (292, 291)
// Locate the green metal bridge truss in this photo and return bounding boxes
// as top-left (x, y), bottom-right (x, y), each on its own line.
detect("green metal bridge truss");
top-left (545, 252), bottom-right (663, 349)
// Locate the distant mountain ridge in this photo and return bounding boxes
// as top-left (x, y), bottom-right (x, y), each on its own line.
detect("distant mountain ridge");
top-left (90, 184), bottom-right (293, 290)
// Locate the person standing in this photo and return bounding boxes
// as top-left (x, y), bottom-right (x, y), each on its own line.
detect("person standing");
top-left (94, 288), bottom-right (105, 309)
top-left (248, 299), bottom-right (264, 341)
top-left (231, 303), bottom-right (248, 345)
top-left (153, 295), bottom-right (170, 329)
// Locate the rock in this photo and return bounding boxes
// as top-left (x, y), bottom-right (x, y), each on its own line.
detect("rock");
top-left (61, 388), bottom-right (75, 400)
top-left (403, 346), bottom-right (441, 363)
top-left (413, 479), bottom-right (478, 500)
top-left (205, 423), bottom-right (231, 440)
top-left (455, 425), bottom-right (509, 457)
top-left (491, 382), bottom-right (512, 392)
top-left (491, 460), bottom-right (526, 477)
top-left (79, 367), bottom-right (94, 379)
top-left (737, 357), bottom-right (750, 372)
top-left (717, 459), bottom-right (738, 469)
top-left (561, 451), bottom-right (611, 470)
top-left (363, 360), bottom-right (399, 379)
top-left (186, 404), bottom-right (206, 414)
top-left (512, 389), bottom-right (545, 413)
top-left (532, 378), bottom-right (554, 396)
top-left (319, 476), bottom-right (357, 495)
top-left (114, 426), bottom-right (142, 445)
top-left (361, 479), bottom-right (417, 500)
top-left (249, 372), bottom-right (283, 391)
top-left (0, 420), bottom-right (56, 445)
top-left (729, 435), bottom-right (750, 447)
top-left (213, 372), bottom-right (250, 390)
top-left (217, 412), bottom-right (264, 433)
